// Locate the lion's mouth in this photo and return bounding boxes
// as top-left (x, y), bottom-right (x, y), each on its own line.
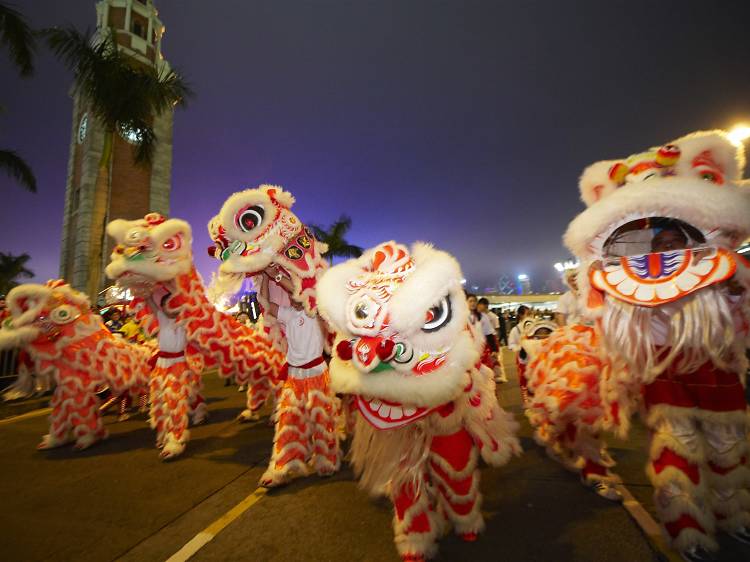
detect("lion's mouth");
top-left (355, 395), bottom-right (432, 430)
top-left (601, 216), bottom-right (708, 259)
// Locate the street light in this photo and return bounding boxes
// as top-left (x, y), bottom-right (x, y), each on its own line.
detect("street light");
top-left (728, 124), bottom-right (750, 145)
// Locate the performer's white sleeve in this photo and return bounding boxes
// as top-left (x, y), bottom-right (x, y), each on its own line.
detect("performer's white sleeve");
top-left (507, 326), bottom-right (521, 351)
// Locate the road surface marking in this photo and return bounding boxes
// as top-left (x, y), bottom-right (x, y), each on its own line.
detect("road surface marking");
top-left (616, 483), bottom-right (682, 562)
top-left (0, 407), bottom-right (51, 425)
top-left (165, 486), bottom-right (268, 562)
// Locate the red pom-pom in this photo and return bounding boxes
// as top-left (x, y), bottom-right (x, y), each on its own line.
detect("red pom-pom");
top-left (336, 339), bottom-right (353, 361)
top-left (207, 245), bottom-right (216, 257)
top-left (144, 212), bottom-right (166, 225)
top-left (377, 338), bottom-right (395, 361)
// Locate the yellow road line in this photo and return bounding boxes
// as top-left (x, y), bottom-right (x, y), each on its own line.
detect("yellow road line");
top-left (0, 407), bottom-right (51, 425)
top-left (616, 483), bottom-right (682, 562)
top-left (165, 486), bottom-right (268, 562)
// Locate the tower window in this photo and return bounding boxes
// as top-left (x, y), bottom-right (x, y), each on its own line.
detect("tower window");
top-left (132, 21), bottom-right (145, 38)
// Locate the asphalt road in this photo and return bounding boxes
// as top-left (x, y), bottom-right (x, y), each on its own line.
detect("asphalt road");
top-left (0, 353), bottom-right (746, 562)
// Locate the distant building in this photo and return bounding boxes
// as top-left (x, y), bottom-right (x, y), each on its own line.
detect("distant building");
top-left (517, 274), bottom-right (532, 295)
top-left (59, 0), bottom-right (174, 299)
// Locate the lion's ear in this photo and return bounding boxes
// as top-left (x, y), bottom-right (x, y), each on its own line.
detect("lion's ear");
top-left (672, 131), bottom-right (745, 184)
top-left (260, 184), bottom-right (295, 208)
top-left (578, 160), bottom-right (621, 206)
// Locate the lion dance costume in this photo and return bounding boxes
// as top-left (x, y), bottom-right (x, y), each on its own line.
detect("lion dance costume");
top-left (318, 241), bottom-right (520, 561)
top-left (210, 185), bottom-right (340, 484)
top-left (536, 131), bottom-right (750, 559)
top-left (106, 213), bottom-right (283, 460)
top-left (0, 280), bottom-right (151, 450)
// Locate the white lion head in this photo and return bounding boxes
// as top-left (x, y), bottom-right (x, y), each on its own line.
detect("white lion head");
top-left (105, 213), bottom-right (193, 291)
top-left (318, 241), bottom-right (476, 429)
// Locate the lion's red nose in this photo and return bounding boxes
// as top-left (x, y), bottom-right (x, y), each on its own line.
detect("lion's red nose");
top-left (376, 338), bottom-right (396, 361)
top-left (336, 339), bottom-right (353, 361)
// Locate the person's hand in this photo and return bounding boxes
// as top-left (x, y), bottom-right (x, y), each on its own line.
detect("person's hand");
top-left (725, 277), bottom-right (745, 296)
top-left (264, 264), bottom-right (282, 279)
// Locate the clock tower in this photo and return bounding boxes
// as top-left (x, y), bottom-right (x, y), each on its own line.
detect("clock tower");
top-left (59, 0), bottom-right (174, 301)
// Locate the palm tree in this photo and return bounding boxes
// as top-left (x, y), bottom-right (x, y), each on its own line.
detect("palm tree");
top-left (0, 252), bottom-right (33, 295)
top-left (0, 3), bottom-right (34, 76)
top-left (309, 215), bottom-right (363, 265)
top-left (0, 2), bottom-right (37, 192)
top-left (42, 26), bottom-right (192, 297)
top-left (0, 149), bottom-right (35, 192)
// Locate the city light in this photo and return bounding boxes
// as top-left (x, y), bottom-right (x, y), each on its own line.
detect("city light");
top-left (728, 124), bottom-right (750, 145)
top-left (553, 260), bottom-right (579, 273)
top-left (517, 274), bottom-right (528, 281)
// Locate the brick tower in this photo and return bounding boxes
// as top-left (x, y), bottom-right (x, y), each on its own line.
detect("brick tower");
top-left (59, 0), bottom-right (174, 301)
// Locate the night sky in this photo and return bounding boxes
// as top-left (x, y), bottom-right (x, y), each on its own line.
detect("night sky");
top-left (2, 0), bottom-right (750, 292)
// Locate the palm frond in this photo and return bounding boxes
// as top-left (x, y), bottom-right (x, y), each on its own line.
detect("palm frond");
top-left (308, 224), bottom-right (329, 242)
top-left (40, 26), bottom-right (99, 83)
top-left (337, 243), bottom-right (363, 258)
top-left (0, 149), bottom-right (36, 192)
top-left (0, 252), bottom-right (33, 294)
top-left (0, 3), bottom-right (35, 76)
top-left (331, 215), bottom-right (352, 239)
top-left (136, 65), bottom-right (192, 113)
top-left (130, 120), bottom-right (156, 165)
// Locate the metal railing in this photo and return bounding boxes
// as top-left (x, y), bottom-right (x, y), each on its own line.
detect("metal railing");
top-left (0, 348), bottom-right (19, 391)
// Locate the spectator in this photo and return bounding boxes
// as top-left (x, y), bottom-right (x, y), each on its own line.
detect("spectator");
top-left (497, 308), bottom-right (508, 346)
top-left (477, 298), bottom-right (506, 383)
top-left (119, 314), bottom-right (144, 343)
top-left (105, 309), bottom-right (124, 334)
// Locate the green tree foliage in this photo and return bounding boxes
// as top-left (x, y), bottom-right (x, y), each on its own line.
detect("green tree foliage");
top-left (0, 252), bottom-right (33, 295)
top-left (309, 215), bottom-right (363, 265)
top-left (0, 3), bottom-right (36, 192)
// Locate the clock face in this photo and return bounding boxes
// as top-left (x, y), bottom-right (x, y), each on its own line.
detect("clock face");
top-left (77, 113), bottom-right (88, 144)
top-left (118, 122), bottom-right (143, 144)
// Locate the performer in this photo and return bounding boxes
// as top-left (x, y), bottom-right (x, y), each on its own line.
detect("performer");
top-left (106, 213), bottom-right (283, 460)
top-left (207, 185), bottom-right (332, 420)
top-left (506, 305), bottom-right (531, 351)
top-left (0, 280), bottom-right (151, 450)
top-left (257, 267), bottom-right (340, 487)
top-left (564, 131), bottom-right (750, 560)
top-left (318, 241), bottom-right (520, 561)
top-left (516, 317), bottom-right (556, 406)
top-left (525, 323), bottom-right (624, 501)
top-left (556, 267), bottom-right (584, 326)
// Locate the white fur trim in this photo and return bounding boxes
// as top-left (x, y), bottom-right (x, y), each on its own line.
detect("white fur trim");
top-left (568, 130), bottom-right (750, 258)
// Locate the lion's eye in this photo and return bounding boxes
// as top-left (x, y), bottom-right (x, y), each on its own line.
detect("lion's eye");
top-left (422, 297), bottom-right (452, 332)
top-left (162, 235), bottom-right (182, 251)
top-left (236, 205), bottom-right (265, 232)
top-left (50, 305), bottom-right (78, 325)
top-left (699, 170), bottom-right (723, 184)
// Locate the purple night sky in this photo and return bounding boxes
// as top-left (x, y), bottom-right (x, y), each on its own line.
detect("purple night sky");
top-left (2, 1), bottom-right (750, 292)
